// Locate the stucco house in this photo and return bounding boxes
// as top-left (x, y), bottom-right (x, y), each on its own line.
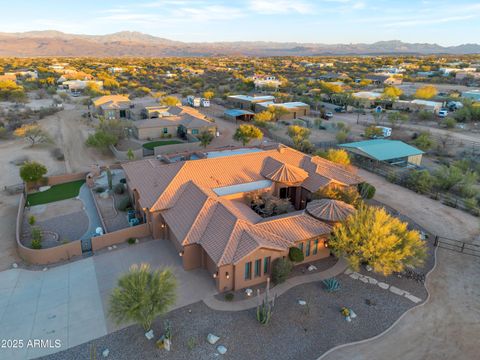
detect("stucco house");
top-left (122, 145), bottom-right (362, 292)
top-left (92, 95), bottom-right (132, 120)
top-left (134, 105), bottom-right (216, 140)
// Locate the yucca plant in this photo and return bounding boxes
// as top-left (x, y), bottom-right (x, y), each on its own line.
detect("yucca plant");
top-left (322, 277), bottom-right (341, 292)
top-left (109, 263), bottom-right (176, 331)
top-left (256, 278), bottom-right (275, 325)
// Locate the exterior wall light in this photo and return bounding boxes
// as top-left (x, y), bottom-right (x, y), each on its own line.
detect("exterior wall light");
top-left (213, 272), bottom-right (218, 279)
top-left (324, 240), bottom-right (329, 248)
top-left (179, 251), bottom-right (184, 257)
top-left (226, 272), bottom-right (230, 279)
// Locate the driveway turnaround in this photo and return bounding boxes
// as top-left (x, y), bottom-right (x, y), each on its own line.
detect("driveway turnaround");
top-left (0, 258), bottom-right (107, 360)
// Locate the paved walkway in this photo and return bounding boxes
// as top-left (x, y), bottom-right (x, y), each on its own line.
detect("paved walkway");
top-left (203, 257), bottom-right (348, 311)
top-left (78, 184), bottom-right (103, 240)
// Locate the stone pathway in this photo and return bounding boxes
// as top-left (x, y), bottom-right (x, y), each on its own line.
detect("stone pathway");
top-left (345, 269), bottom-right (422, 304)
top-left (203, 257), bottom-right (348, 311)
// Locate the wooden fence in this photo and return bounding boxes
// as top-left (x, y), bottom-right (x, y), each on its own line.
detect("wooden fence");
top-left (433, 236), bottom-right (480, 258)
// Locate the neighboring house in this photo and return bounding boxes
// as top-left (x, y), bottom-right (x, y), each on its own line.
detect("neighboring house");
top-left (252, 75), bottom-right (282, 90)
top-left (224, 109), bottom-right (255, 122)
top-left (340, 139), bottom-right (424, 167)
top-left (122, 145), bottom-right (362, 292)
top-left (62, 80), bottom-right (103, 93)
top-left (393, 99), bottom-right (443, 113)
top-left (255, 101), bottom-right (310, 120)
top-left (227, 95), bottom-right (275, 111)
top-left (455, 71), bottom-right (480, 81)
top-left (462, 90), bottom-right (480, 101)
top-left (5, 69), bottom-right (38, 79)
top-left (134, 105), bottom-right (216, 140)
top-left (108, 67), bottom-right (125, 74)
top-left (92, 95), bottom-right (132, 120)
top-left (352, 91), bottom-right (383, 107)
top-left (0, 73), bottom-right (17, 82)
top-left (365, 74), bottom-right (403, 85)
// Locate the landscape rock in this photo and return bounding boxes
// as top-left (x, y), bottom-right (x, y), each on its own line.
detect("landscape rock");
top-left (359, 276), bottom-right (369, 283)
top-left (349, 272), bottom-right (359, 280)
top-left (405, 293), bottom-right (422, 303)
top-left (12, 263), bottom-right (18, 269)
top-left (307, 265), bottom-right (317, 271)
top-left (108, 246), bottom-right (113, 251)
top-left (102, 349), bottom-right (109, 357)
top-left (389, 286), bottom-right (405, 296)
top-left (42, 267), bottom-right (48, 272)
top-left (367, 277), bottom-right (378, 285)
top-left (39, 186), bottom-right (51, 192)
top-left (350, 309), bottom-right (357, 319)
top-left (245, 288), bottom-right (253, 296)
top-left (298, 300), bottom-right (307, 306)
top-left (377, 282), bottom-right (389, 289)
top-left (207, 333), bottom-right (220, 345)
top-left (365, 265), bottom-right (373, 272)
top-left (365, 299), bottom-right (376, 306)
top-left (344, 268), bottom-right (353, 275)
top-left (217, 345), bottom-right (227, 355)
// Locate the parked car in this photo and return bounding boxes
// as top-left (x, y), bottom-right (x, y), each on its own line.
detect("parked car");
top-left (334, 107), bottom-right (346, 113)
top-left (438, 109), bottom-right (448, 118)
top-left (323, 111), bottom-right (333, 120)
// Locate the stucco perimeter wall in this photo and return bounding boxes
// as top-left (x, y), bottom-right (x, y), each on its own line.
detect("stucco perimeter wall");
top-left (47, 172), bottom-right (87, 186)
top-left (110, 144), bottom-right (144, 161)
top-left (154, 142), bottom-right (201, 156)
top-left (16, 194), bottom-right (83, 265)
top-left (91, 223), bottom-right (150, 251)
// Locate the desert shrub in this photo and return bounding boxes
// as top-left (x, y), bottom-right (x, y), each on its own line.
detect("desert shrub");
top-left (358, 182), bottom-right (376, 199)
top-left (224, 293), bottom-right (234, 301)
top-left (50, 147), bottom-right (65, 161)
top-left (0, 126), bottom-right (7, 139)
top-left (31, 239), bottom-right (42, 249)
top-left (117, 197), bottom-right (132, 212)
top-left (442, 118), bottom-right (457, 129)
top-left (288, 247), bottom-right (304, 262)
top-left (28, 215), bottom-right (36, 226)
top-left (114, 183), bottom-right (125, 195)
top-left (95, 186), bottom-right (105, 193)
top-left (322, 278), bottom-right (341, 292)
top-left (404, 170), bottom-right (434, 194)
top-left (127, 237), bottom-right (136, 245)
top-left (31, 227), bottom-right (42, 242)
top-left (271, 258), bottom-right (293, 284)
top-left (463, 197), bottom-right (479, 216)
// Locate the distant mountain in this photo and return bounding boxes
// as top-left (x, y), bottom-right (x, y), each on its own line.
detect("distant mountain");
top-left (0, 31), bottom-right (479, 57)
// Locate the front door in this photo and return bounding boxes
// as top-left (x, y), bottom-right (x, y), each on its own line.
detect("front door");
top-left (81, 237), bottom-right (92, 253)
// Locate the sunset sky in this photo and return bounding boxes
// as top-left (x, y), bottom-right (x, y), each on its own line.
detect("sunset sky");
top-left (1, 0), bottom-right (480, 45)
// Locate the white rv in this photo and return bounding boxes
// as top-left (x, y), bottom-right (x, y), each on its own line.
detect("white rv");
top-left (187, 96), bottom-right (201, 107)
top-left (375, 126), bottom-right (392, 138)
top-left (200, 98), bottom-right (210, 107)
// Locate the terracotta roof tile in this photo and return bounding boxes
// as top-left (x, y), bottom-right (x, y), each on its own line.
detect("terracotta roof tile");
top-left (306, 199), bottom-right (356, 222)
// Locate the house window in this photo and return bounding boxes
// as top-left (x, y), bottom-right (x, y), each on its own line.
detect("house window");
top-left (306, 241), bottom-right (311, 257)
top-left (263, 256), bottom-right (271, 274)
top-left (298, 242), bottom-right (304, 253)
top-left (163, 128), bottom-right (168, 134)
top-left (192, 129), bottom-right (199, 135)
top-left (244, 262), bottom-right (252, 280)
top-left (313, 239), bottom-right (319, 255)
top-left (255, 259), bottom-right (262, 278)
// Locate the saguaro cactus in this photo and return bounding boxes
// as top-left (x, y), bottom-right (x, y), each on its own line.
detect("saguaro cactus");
top-left (256, 278), bottom-right (275, 325)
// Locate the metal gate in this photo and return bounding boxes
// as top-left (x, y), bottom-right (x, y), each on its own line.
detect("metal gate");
top-left (81, 237), bottom-right (92, 253)
top-left (434, 236), bottom-right (480, 258)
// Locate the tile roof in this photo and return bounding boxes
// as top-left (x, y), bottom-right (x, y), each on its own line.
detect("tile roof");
top-left (134, 105), bottom-right (215, 129)
top-left (93, 95), bottom-right (131, 109)
top-left (306, 199), bottom-right (355, 222)
top-left (123, 145), bottom-right (362, 267)
top-left (261, 157), bottom-right (308, 184)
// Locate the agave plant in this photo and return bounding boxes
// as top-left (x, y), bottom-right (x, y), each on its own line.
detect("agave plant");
top-left (322, 277), bottom-right (341, 292)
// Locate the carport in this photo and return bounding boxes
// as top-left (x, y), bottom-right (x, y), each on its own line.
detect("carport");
top-left (224, 109), bottom-right (255, 122)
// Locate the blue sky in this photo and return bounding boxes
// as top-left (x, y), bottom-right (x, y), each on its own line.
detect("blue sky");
top-left (1, 0), bottom-right (480, 45)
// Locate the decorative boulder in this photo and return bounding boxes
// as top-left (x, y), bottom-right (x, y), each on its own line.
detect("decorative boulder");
top-left (217, 345), bottom-right (227, 355)
top-left (298, 300), bottom-right (307, 306)
top-left (39, 186), bottom-right (51, 192)
top-left (207, 333), bottom-right (220, 345)
top-left (245, 288), bottom-right (253, 296)
top-left (102, 349), bottom-right (109, 357)
top-left (350, 309), bottom-right (357, 319)
top-left (307, 265), bottom-right (317, 271)
top-left (145, 330), bottom-right (154, 340)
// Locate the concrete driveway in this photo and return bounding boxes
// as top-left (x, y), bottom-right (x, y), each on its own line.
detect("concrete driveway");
top-left (0, 239), bottom-right (216, 359)
top-left (93, 239), bottom-right (217, 332)
top-left (0, 258), bottom-right (106, 360)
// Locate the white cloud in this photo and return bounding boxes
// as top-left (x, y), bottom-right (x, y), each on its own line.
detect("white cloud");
top-left (249, 0), bottom-right (314, 14)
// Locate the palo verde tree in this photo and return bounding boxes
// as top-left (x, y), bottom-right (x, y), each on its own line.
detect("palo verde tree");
top-left (233, 124), bottom-right (263, 146)
top-left (109, 263), bottom-right (176, 331)
top-left (287, 125), bottom-right (311, 149)
top-left (415, 85), bottom-right (438, 100)
top-left (317, 148), bottom-right (350, 166)
top-left (329, 204), bottom-right (426, 275)
top-left (14, 124), bottom-right (51, 146)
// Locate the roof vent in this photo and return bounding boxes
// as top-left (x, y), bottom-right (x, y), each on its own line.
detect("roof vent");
top-left (278, 146), bottom-right (285, 153)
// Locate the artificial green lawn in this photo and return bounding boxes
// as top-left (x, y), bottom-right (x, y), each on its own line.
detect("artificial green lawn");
top-left (142, 140), bottom-right (182, 150)
top-left (27, 180), bottom-right (85, 206)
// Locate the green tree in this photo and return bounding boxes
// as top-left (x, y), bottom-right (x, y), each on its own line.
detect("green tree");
top-left (86, 130), bottom-right (117, 150)
top-left (109, 263), bottom-right (176, 331)
top-left (405, 170), bottom-right (434, 194)
top-left (20, 161), bottom-right (47, 184)
top-left (197, 130), bottom-right (214, 148)
top-left (387, 112), bottom-right (408, 128)
top-left (314, 186), bottom-right (362, 208)
top-left (13, 124), bottom-right (51, 146)
top-left (330, 204), bottom-right (426, 275)
top-left (233, 124), bottom-right (263, 146)
top-left (364, 125), bottom-right (383, 138)
top-left (287, 125), bottom-right (310, 148)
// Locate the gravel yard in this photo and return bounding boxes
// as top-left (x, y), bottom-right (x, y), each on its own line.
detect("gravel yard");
top-left (41, 249), bottom-right (434, 360)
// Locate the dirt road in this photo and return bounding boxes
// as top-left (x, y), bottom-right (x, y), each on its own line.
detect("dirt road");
top-left (321, 169), bottom-right (480, 360)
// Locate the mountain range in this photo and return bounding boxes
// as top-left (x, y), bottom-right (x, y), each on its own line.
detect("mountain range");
top-left (0, 31), bottom-right (479, 57)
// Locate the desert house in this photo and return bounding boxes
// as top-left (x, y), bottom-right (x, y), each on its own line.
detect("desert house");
top-left (340, 139), bottom-right (424, 167)
top-left (134, 105), bottom-right (216, 140)
top-left (122, 145), bottom-right (362, 292)
top-left (227, 95), bottom-right (275, 111)
top-left (92, 95), bottom-right (132, 120)
top-left (255, 101), bottom-right (310, 120)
